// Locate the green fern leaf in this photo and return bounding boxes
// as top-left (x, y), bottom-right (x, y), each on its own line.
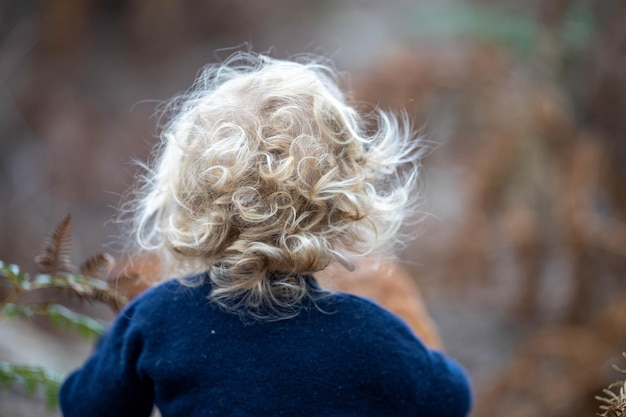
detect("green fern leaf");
top-left (0, 361), bottom-right (63, 409)
top-left (1, 303), bottom-right (106, 338)
top-left (1, 304), bottom-right (35, 319)
top-left (46, 304), bottom-right (107, 337)
top-left (0, 261), bottom-right (30, 286)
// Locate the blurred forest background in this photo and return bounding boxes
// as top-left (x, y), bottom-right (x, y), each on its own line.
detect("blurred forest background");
top-left (2, 0), bottom-right (626, 416)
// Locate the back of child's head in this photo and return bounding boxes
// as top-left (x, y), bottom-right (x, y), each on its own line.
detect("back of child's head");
top-left (127, 52), bottom-right (423, 319)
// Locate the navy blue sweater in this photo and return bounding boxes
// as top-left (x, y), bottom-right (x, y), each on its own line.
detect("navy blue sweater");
top-left (60, 274), bottom-right (471, 416)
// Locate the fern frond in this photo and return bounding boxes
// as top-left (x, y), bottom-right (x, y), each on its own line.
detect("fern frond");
top-left (46, 304), bottom-right (107, 337)
top-left (1, 265), bottom-right (130, 313)
top-left (614, 354), bottom-right (626, 375)
top-left (0, 360), bottom-right (63, 409)
top-left (35, 214), bottom-right (77, 275)
top-left (61, 274), bottom-right (129, 312)
top-left (597, 353), bottom-right (626, 417)
top-left (79, 252), bottom-right (115, 279)
top-left (1, 303), bottom-right (106, 338)
top-left (0, 260), bottom-right (29, 288)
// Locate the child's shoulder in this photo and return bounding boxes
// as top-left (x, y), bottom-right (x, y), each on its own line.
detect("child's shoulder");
top-left (123, 274), bottom-right (209, 316)
top-left (331, 289), bottom-right (405, 320)
top-left (324, 290), bottom-right (424, 339)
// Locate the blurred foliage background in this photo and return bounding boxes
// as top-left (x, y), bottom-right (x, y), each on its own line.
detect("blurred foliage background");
top-left (2, 0), bottom-right (626, 416)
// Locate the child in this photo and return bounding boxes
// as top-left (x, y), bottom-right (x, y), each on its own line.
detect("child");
top-left (59, 53), bottom-right (472, 417)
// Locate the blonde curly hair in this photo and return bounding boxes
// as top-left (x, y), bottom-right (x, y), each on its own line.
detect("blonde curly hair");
top-left (127, 52), bottom-right (423, 319)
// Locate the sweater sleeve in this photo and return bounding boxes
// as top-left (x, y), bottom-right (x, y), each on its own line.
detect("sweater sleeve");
top-left (425, 349), bottom-right (473, 417)
top-left (59, 299), bottom-right (154, 417)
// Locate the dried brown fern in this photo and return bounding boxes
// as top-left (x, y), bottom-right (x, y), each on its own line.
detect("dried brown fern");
top-left (597, 353), bottom-right (626, 417)
top-left (34, 214), bottom-right (77, 275)
top-left (79, 253), bottom-right (115, 280)
top-left (61, 278), bottom-right (129, 313)
top-left (21, 216), bottom-right (130, 311)
top-left (0, 213), bottom-right (129, 408)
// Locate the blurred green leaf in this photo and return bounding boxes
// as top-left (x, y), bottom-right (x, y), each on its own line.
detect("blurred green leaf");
top-left (402, 1), bottom-right (599, 58)
top-left (1, 304), bottom-right (35, 319)
top-left (403, 4), bottom-right (540, 54)
top-left (1, 303), bottom-right (106, 338)
top-left (0, 361), bottom-right (63, 409)
top-left (31, 274), bottom-right (53, 285)
top-left (46, 304), bottom-right (106, 338)
top-left (559, 0), bottom-right (597, 51)
top-left (0, 261), bottom-right (30, 286)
